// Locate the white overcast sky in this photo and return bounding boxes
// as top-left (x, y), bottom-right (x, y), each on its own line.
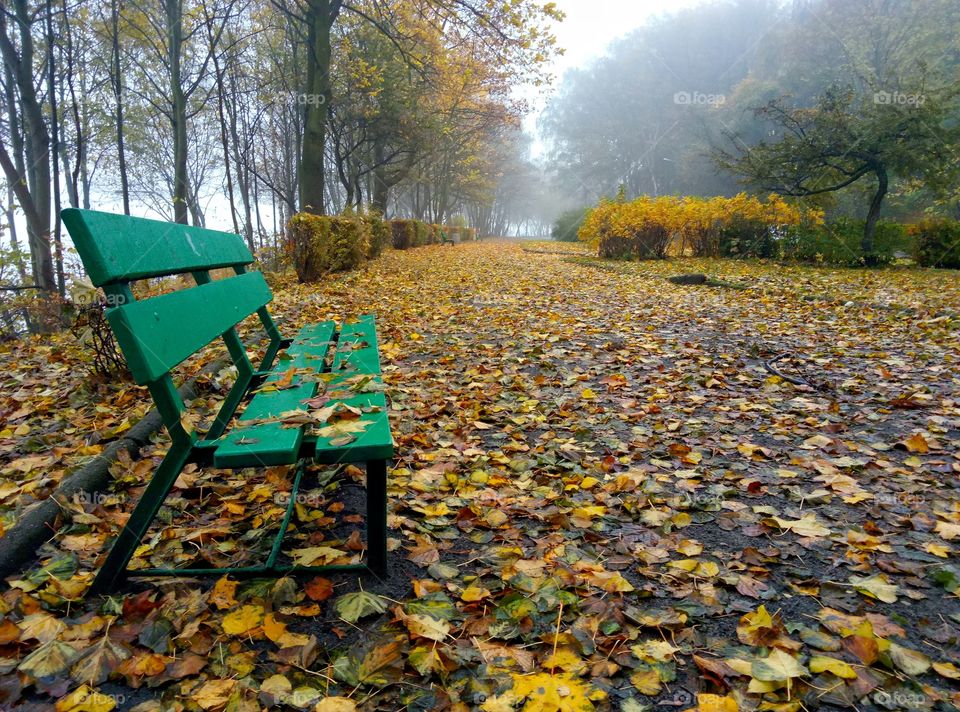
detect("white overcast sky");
top-left (524, 0), bottom-right (702, 138)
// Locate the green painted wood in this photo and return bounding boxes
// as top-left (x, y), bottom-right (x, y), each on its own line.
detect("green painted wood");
top-left (62, 208), bottom-right (254, 286)
top-left (332, 314), bottom-right (382, 374)
top-left (107, 271), bottom-right (272, 385)
top-left (212, 386), bottom-right (311, 467)
top-left (310, 391), bottom-right (394, 463)
top-left (287, 321), bottom-right (336, 358)
top-left (213, 321), bottom-right (336, 468)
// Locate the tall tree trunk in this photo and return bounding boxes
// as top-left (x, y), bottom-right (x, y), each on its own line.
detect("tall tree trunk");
top-left (111, 0), bottom-right (130, 214)
top-left (166, 0), bottom-right (189, 224)
top-left (0, 1), bottom-right (55, 294)
top-left (862, 167), bottom-right (888, 264)
top-left (299, 0), bottom-right (340, 214)
top-left (210, 33), bottom-right (243, 242)
top-left (46, 0), bottom-right (65, 297)
top-left (6, 186), bottom-right (26, 282)
top-left (60, 0), bottom-right (85, 210)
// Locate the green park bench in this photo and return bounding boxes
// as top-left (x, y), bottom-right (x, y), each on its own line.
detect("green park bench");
top-left (62, 208), bottom-right (394, 595)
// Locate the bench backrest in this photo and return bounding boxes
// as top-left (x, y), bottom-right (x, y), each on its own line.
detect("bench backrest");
top-left (63, 208), bottom-right (274, 384)
top-left (63, 208), bottom-right (285, 443)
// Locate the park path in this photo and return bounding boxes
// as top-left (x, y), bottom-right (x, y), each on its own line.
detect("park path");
top-left (1, 240), bottom-right (958, 710)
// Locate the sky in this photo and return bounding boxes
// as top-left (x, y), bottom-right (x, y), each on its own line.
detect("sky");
top-left (529, 0), bottom-right (701, 107)
top-left (522, 0), bottom-right (702, 148)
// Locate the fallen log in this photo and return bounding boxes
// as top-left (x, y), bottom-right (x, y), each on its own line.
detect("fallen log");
top-left (668, 274), bottom-right (748, 290)
top-left (668, 273), bottom-right (707, 285)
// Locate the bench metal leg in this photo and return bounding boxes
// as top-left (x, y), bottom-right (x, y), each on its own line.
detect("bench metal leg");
top-left (366, 459), bottom-right (388, 577)
top-left (88, 444), bottom-right (192, 596)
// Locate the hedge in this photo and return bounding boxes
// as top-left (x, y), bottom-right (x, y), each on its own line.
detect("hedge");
top-left (289, 213), bottom-right (370, 282)
top-left (780, 219), bottom-right (909, 266)
top-left (391, 219), bottom-right (418, 249)
top-left (365, 211), bottom-right (390, 258)
top-left (911, 219), bottom-right (960, 268)
top-left (390, 219), bottom-right (476, 248)
top-left (579, 194), bottom-right (822, 260)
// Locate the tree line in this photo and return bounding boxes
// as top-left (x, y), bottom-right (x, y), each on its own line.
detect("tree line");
top-left (541, 0), bottom-right (960, 256)
top-left (0, 0), bottom-right (561, 310)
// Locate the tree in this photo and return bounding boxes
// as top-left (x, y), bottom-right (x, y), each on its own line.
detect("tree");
top-left (0, 0), bottom-right (56, 293)
top-left (714, 85), bottom-right (959, 262)
top-left (280, 0), bottom-right (560, 216)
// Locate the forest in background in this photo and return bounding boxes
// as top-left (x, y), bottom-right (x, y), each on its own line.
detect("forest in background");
top-left (541, 0), bottom-right (960, 223)
top-left (0, 0), bottom-right (561, 314)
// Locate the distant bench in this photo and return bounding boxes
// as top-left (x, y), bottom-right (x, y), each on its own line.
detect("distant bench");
top-left (62, 208), bottom-right (394, 595)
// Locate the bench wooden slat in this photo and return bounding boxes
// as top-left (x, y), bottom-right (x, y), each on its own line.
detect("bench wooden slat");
top-left (108, 272), bottom-right (272, 384)
top-left (212, 386), bottom-right (313, 467)
top-left (212, 321), bottom-right (335, 468)
top-left (333, 315), bottom-right (382, 374)
top-left (312, 391), bottom-right (393, 463)
top-left (63, 208), bottom-right (254, 286)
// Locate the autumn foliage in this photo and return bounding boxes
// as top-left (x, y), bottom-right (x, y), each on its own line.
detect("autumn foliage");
top-left (289, 213), bottom-right (371, 281)
top-left (910, 218), bottom-right (960, 269)
top-left (579, 193), bottom-right (824, 259)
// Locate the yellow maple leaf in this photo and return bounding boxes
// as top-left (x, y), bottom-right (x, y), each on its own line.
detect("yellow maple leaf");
top-left (902, 432), bottom-right (929, 453)
top-left (55, 685), bottom-right (115, 712)
top-left (690, 693), bottom-right (739, 712)
top-left (222, 605), bottom-right (263, 636)
top-left (209, 577), bottom-right (238, 610)
top-left (511, 672), bottom-right (603, 712)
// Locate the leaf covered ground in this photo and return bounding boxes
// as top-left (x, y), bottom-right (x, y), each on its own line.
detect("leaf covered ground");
top-left (0, 241), bottom-right (959, 711)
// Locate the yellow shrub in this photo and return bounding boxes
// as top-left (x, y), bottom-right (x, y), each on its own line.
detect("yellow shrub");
top-left (578, 193), bottom-right (823, 259)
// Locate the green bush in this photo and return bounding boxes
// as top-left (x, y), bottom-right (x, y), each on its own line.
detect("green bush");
top-left (552, 208), bottom-right (589, 242)
top-left (289, 213), bottom-right (370, 281)
top-left (912, 219), bottom-right (960, 268)
top-left (363, 212), bottom-right (390, 258)
top-left (781, 218), bottom-right (903, 266)
top-left (718, 218), bottom-right (775, 258)
top-left (414, 221), bottom-right (430, 247)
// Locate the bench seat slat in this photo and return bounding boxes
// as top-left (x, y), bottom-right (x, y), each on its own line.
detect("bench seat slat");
top-left (212, 321), bottom-right (335, 468)
top-left (333, 314), bottom-right (382, 374)
top-left (286, 321), bottom-right (336, 358)
top-left (212, 319), bottom-right (393, 468)
top-left (311, 391), bottom-right (393, 463)
top-left (62, 208), bottom-right (254, 286)
top-left (108, 272), bottom-right (272, 384)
